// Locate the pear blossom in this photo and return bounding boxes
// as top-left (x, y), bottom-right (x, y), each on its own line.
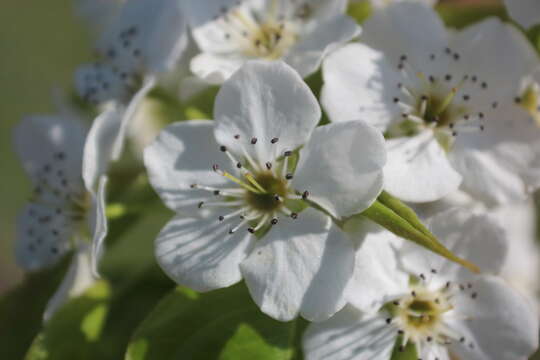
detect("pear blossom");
top-left (322, 3), bottom-right (540, 205)
top-left (75, 0), bottom-right (188, 161)
top-left (414, 192), bottom-right (540, 311)
top-left (14, 114), bottom-right (108, 319)
top-left (303, 209), bottom-right (539, 360)
top-left (185, 0), bottom-right (360, 84)
top-left (144, 61), bottom-right (386, 321)
top-left (503, 0), bottom-right (540, 29)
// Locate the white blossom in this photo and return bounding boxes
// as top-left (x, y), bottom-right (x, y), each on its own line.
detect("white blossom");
top-left (144, 61), bottom-right (386, 321)
top-left (186, 0), bottom-right (360, 84)
top-left (304, 209), bottom-right (539, 360)
top-left (322, 3), bottom-right (540, 205)
top-left (75, 0), bottom-right (188, 162)
top-left (14, 113), bottom-right (108, 319)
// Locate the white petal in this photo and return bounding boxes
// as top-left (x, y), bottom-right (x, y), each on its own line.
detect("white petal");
top-left (450, 276), bottom-right (538, 360)
top-left (450, 17), bottom-right (539, 99)
top-left (98, 0), bottom-right (188, 73)
top-left (89, 176), bottom-right (109, 277)
top-left (362, 2), bottom-right (448, 66)
top-left (82, 107), bottom-right (122, 191)
top-left (303, 305), bottom-right (396, 360)
top-left (14, 115), bottom-right (87, 185)
top-left (155, 214), bottom-right (255, 292)
top-left (284, 15), bottom-right (361, 79)
top-left (450, 143), bottom-right (529, 206)
top-left (15, 203), bottom-right (75, 270)
top-left (504, 0), bottom-right (540, 29)
top-left (144, 120), bottom-right (230, 213)
top-left (321, 43), bottom-right (401, 130)
top-left (384, 131), bottom-right (462, 203)
top-left (292, 121), bottom-right (386, 219)
top-left (240, 208), bottom-right (354, 321)
top-left (190, 53), bottom-right (246, 85)
top-left (344, 219), bottom-right (409, 313)
top-left (400, 209), bottom-right (508, 281)
top-left (214, 61), bottom-right (320, 164)
top-left (111, 77), bottom-right (156, 160)
top-left (43, 245), bottom-right (96, 322)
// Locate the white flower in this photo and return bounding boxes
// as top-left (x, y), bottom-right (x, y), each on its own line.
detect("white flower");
top-left (503, 0), bottom-right (540, 29)
top-left (13, 114), bottom-right (108, 319)
top-left (351, 0), bottom-right (436, 8)
top-left (186, 0), bottom-right (360, 84)
top-left (322, 3), bottom-right (540, 205)
top-left (414, 192), bottom-right (540, 312)
top-left (303, 209), bottom-right (539, 360)
top-left (144, 61), bottom-right (386, 321)
top-left (75, 0), bottom-right (188, 161)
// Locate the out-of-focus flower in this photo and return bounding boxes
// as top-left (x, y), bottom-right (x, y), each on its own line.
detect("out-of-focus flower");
top-left (303, 209), bottom-right (539, 360)
top-left (75, 0), bottom-right (188, 161)
top-left (503, 0), bottom-right (540, 29)
top-left (322, 3), bottom-right (540, 205)
top-left (185, 0), bottom-right (360, 84)
top-left (13, 114), bottom-right (108, 319)
top-left (144, 61), bottom-right (386, 321)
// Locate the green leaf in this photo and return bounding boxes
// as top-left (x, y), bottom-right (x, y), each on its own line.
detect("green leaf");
top-left (125, 284), bottom-right (299, 360)
top-left (390, 338), bottom-right (418, 360)
top-left (361, 200), bottom-right (479, 273)
top-left (0, 256), bottom-right (70, 360)
top-left (436, 3), bottom-right (507, 29)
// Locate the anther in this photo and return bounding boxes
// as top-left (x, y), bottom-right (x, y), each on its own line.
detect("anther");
top-left (431, 269), bottom-right (437, 274)
top-left (290, 213), bottom-right (298, 219)
top-left (247, 227), bottom-right (255, 233)
top-left (411, 291), bottom-right (416, 297)
top-left (234, 134), bottom-right (240, 139)
top-left (213, 190), bottom-right (220, 195)
top-left (471, 292), bottom-right (478, 299)
top-left (266, 162), bottom-right (272, 170)
top-left (302, 191), bottom-right (309, 200)
top-left (271, 218), bottom-right (278, 225)
top-left (212, 164), bottom-right (219, 172)
top-left (463, 95), bottom-right (470, 101)
top-left (385, 318), bottom-right (392, 324)
top-left (220, 145), bottom-right (227, 152)
top-left (251, 137), bottom-right (258, 144)
top-left (218, 215), bottom-right (225, 222)
top-left (284, 150), bottom-right (292, 157)
top-left (198, 201), bottom-right (204, 208)
top-left (285, 173), bottom-right (293, 180)
top-left (271, 137), bottom-right (279, 144)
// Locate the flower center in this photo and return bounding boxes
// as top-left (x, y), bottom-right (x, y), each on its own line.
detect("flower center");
top-left (191, 136), bottom-right (309, 235)
top-left (384, 270), bottom-right (480, 354)
top-left (245, 171), bottom-right (289, 212)
top-left (515, 83), bottom-right (540, 126)
top-left (390, 49), bottom-right (495, 148)
top-left (216, 1), bottom-right (310, 60)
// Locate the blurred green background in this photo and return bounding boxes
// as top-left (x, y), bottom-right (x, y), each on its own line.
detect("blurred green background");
top-left (0, 0), bottom-right (92, 294)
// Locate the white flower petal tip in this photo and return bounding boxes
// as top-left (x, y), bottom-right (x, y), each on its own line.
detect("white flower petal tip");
top-left (187, 0), bottom-right (358, 82)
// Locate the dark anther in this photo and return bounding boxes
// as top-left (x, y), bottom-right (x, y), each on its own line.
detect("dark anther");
top-left (271, 218), bottom-right (278, 225)
top-left (271, 137), bottom-right (279, 144)
top-left (234, 134), bottom-right (240, 139)
top-left (220, 145), bottom-right (227, 152)
top-left (393, 97), bottom-right (399, 103)
top-left (247, 228), bottom-right (255, 233)
top-left (284, 150), bottom-right (292, 157)
top-left (251, 137), bottom-right (258, 144)
top-left (218, 215), bottom-right (225, 221)
top-left (236, 162), bottom-right (242, 169)
top-left (445, 74), bottom-right (452, 81)
top-left (198, 202), bottom-right (204, 209)
top-left (291, 213), bottom-right (298, 219)
top-left (190, 184), bottom-right (197, 188)
top-left (471, 292), bottom-right (478, 299)
top-left (285, 173), bottom-right (293, 180)
top-left (212, 164), bottom-right (219, 172)
top-left (463, 95), bottom-right (470, 101)
top-left (386, 318), bottom-right (392, 324)
top-left (213, 190), bottom-right (220, 195)
top-left (302, 191), bottom-right (309, 200)
top-left (481, 82), bottom-right (488, 89)
top-left (514, 97), bottom-right (522, 104)
top-left (266, 162), bottom-right (272, 170)
top-left (400, 54), bottom-right (407, 61)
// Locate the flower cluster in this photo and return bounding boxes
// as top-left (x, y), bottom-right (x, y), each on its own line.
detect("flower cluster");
top-left (11, 0), bottom-right (540, 359)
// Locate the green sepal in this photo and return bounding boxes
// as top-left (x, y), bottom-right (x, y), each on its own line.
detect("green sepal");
top-left (361, 200), bottom-right (479, 273)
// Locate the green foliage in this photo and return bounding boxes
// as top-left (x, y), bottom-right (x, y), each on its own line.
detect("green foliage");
top-left (361, 198), bottom-right (479, 273)
top-left (125, 284), bottom-right (302, 360)
top-left (0, 257), bottom-right (70, 360)
top-left (390, 338), bottom-right (418, 360)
